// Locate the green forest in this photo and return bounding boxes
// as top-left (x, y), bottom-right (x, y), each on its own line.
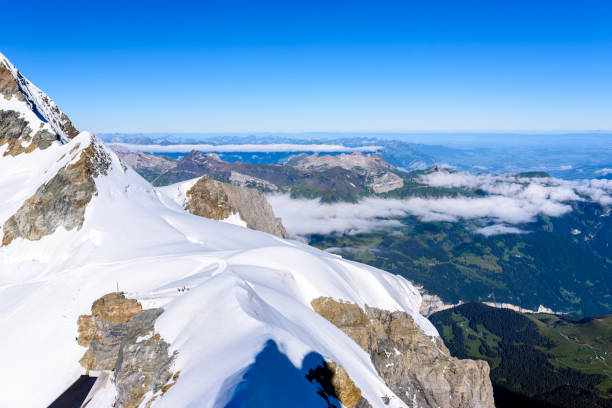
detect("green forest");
top-left (430, 303), bottom-right (612, 407)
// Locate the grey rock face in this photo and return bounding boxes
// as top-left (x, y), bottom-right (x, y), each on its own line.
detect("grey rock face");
top-left (185, 175), bottom-right (287, 238)
top-left (0, 110), bottom-right (58, 156)
top-left (312, 297), bottom-right (495, 408)
top-left (2, 138), bottom-right (111, 246)
top-left (0, 110), bottom-right (29, 139)
top-left (78, 293), bottom-right (178, 408)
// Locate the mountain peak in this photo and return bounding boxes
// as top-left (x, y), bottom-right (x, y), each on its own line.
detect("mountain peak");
top-left (0, 52), bottom-right (78, 145)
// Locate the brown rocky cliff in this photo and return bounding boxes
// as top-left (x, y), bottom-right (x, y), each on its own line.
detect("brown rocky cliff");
top-left (312, 297), bottom-right (495, 408)
top-left (185, 175), bottom-right (287, 238)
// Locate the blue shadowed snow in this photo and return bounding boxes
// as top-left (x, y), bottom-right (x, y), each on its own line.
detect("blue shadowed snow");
top-left (222, 340), bottom-right (340, 408)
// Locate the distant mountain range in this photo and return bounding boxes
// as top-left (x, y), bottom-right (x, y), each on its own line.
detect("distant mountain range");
top-left (103, 132), bottom-right (612, 179)
top-left (113, 147), bottom-right (412, 202)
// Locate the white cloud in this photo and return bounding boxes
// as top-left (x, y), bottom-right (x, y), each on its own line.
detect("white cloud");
top-left (475, 224), bottom-right (529, 237)
top-left (419, 172), bottom-right (612, 206)
top-left (596, 168), bottom-right (612, 176)
top-left (268, 194), bottom-right (570, 238)
top-left (110, 143), bottom-right (381, 153)
top-left (268, 171), bottom-right (612, 239)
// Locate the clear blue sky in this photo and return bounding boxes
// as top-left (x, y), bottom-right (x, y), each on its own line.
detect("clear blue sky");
top-left (4, 0), bottom-right (612, 133)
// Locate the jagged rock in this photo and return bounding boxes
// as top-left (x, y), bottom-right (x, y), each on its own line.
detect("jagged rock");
top-left (2, 137), bottom-right (111, 246)
top-left (312, 297), bottom-right (495, 408)
top-left (185, 175), bottom-right (287, 238)
top-left (91, 292), bottom-right (143, 323)
top-left (0, 110), bottom-right (57, 156)
top-left (77, 293), bottom-right (178, 408)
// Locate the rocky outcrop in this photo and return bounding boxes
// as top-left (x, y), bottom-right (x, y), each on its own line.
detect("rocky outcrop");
top-left (2, 137), bottom-right (111, 246)
top-left (78, 293), bottom-right (178, 408)
top-left (185, 175), bottom-right (287, 238)
top-left (312, 297), bottom-right (495, 408)
top-left (0, 110), bottom-right (57, 156)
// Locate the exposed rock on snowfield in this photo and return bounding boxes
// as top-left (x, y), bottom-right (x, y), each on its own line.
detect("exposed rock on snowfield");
top-left (78, 293), bottom-right (178, 408)
top-left (2, 135), bottom-right (112, 246)
top-left (312, 297), bottom-right (495, 408)
top-left (159, 174), bottom-right (287, 238)
top-left (0, 110), bottom-right (57, 156)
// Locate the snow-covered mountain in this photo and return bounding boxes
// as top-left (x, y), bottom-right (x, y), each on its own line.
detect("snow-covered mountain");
top-left (0, 53), bottom-right (493, 408)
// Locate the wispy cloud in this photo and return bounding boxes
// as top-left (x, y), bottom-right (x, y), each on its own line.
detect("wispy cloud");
top-left (110, 143), bottom-right (381, 153)
top-left (596, 168), bottom-right (612, 176)
top-left (268, 172), bottom-right (612, 238)
top-left (475, 224), bottom-right (529, 237)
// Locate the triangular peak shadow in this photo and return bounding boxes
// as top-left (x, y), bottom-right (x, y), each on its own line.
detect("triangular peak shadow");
top-left (219, 340), bottom-right (342, 408)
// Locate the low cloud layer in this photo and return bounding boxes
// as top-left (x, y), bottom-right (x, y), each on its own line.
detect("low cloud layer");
top-left (268, 172), bottom-right (612, 238)
top-left (420, 172), bottom-right (612, 206)
top-left (111, 143), bottom-right (381, 153)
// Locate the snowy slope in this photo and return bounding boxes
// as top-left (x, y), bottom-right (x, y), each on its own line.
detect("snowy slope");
top-left (0, 55), bottom-right (438, 408)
